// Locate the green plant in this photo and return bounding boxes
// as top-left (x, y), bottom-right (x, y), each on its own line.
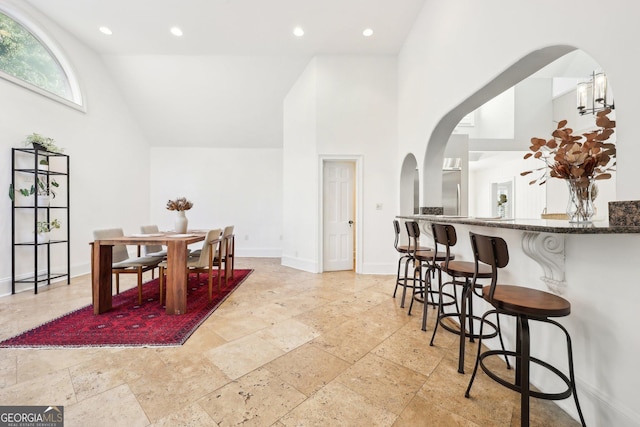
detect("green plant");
top-left (36, 218), bottom-right (60, 234)
top-left (8, 177), bottom-right (59, 202)
top-left (497, 194), bottom-right (508, 207)
top-left (35, 177), bottom-right (58, 197)
top-left (23, 132), bottom-right (63, 153)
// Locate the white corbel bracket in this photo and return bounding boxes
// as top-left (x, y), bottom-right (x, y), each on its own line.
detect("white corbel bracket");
top-left (521, 232), bottom-right (567, 294)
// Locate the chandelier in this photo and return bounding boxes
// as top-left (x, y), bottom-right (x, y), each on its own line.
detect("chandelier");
top-left (576, 71), bottom-right (614, 116)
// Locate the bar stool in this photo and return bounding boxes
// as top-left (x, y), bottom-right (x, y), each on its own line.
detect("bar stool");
top-left (404, 221), bottom-right (451, 330)
top-left (393, 219), bottom-right (430, 308)
top-left (465, 232), bottom-right (586, 427)
top-left (428, 223), bottom-right (509, 374)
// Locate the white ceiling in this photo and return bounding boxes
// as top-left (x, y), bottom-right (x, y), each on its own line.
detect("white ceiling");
top-left (23, 0), bottom-right (426, 148)
top-left (25, 0), bottom-right (427, 56)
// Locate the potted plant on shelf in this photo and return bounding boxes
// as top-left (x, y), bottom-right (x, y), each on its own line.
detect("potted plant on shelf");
top-left (36, 218), bottom-right (61, 243)
top-left (497, 194), bottom-right (508, 218)
top-left (8, 177), bottom-right (59, 205)
top-left (23, 133), bottom-right (64, 153)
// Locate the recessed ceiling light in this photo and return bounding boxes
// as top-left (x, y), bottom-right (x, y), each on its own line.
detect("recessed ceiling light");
top-left (363, 28), bottom-right (374, 37)
top-left (99, 26), bottom-right (113, 36)
top-left (293, 26), bottom-right (304, 37)
top-left (170, 27), bottom-right (183, 37)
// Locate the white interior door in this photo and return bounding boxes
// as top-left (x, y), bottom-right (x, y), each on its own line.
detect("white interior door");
top-left (323, 161), bottom-right (355, 271)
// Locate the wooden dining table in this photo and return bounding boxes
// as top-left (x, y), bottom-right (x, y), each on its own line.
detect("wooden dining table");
top-left (91, 231), bottom-right (206, 315)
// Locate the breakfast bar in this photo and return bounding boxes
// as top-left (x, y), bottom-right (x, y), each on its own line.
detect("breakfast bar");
top-left (398, 214), bottom-right (640, 293)
top-left (397, 214), bottom-right (640, 424)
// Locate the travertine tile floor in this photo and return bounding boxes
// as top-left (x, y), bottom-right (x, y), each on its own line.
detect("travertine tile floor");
top-left (0, 258), bottom-right (580, 426)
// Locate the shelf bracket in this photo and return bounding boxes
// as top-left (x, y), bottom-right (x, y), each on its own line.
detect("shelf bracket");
top-left (521, 231), bottom-right (566, 294)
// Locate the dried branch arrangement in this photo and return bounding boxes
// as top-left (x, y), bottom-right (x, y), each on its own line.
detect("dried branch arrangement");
top-left (166, 197), bottom-right (193, 211)
top-left (522, 108), bottom-right (616, 185)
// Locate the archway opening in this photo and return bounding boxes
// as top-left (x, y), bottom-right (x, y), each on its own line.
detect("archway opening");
top-left (423, 46), bottom-right (616, 220)
top-left (400, 153), bottom-right (418, 215)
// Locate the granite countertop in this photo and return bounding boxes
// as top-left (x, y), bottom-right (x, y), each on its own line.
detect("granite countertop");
top-left (396, 214), bottom-right (640, 234)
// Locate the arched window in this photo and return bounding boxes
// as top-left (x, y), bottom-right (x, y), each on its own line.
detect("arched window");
top-left (0, 7), bottom-right (83, 109)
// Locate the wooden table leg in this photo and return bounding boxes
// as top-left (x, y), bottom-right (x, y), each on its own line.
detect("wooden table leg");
top-left (165, 240), bottom-right (189, 314)
top-left (92, 242), bottom-right (113, 314)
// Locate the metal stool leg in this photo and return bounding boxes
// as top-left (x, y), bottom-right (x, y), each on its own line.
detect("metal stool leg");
top-left (421, 270), bottom-right (431, 331)
top-left (407, 261), bottom-right (421, 314)
top-left (400, 257), bottom-right (413, 308)
top-left (465, 309), bottom-right (492, 397)
top-left (393, 254), bottom-right (410, 299)
top-left (518, 316), bottom-right (531, 427)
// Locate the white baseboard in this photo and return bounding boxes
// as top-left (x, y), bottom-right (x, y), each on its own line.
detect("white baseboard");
top-left (360, 262), bottom-right (396, 275)
top-left (235, 248), bottom-right (281, 258)
top-left (281, 256), bottom-right (319, 273)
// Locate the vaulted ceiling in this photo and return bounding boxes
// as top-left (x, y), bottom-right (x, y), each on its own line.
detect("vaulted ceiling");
top-left (25, 0), bottom-right (427, 148)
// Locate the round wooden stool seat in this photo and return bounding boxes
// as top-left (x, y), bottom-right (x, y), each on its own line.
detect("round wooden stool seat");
top-left (481, 285), bottom-right (571, 318)
top-left (397, 244), bottom-right (431, 253)
top-left (441, 260), bottom-right (491, 278)
top-left (415, 250), bottom-right (450, 262)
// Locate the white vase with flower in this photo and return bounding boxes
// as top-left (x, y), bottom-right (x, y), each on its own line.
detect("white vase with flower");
top-left (166, 197), bottom-right (193, 233)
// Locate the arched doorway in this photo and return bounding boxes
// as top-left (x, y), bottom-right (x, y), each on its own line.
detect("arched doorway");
top-left (399, 154), bottom-right (418, 215)
top-left (421, 46), bottom-right (615, 219)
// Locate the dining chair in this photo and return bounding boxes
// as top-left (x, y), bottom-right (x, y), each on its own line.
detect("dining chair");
top-left (92, 228), bottom-right (164, 305)
top-left (140, 224), bottom-right (167, 257)
top-left (159, 228), bottom-right (223, 304)
top-left (220, 225), bottom-right (235, 282)
top-left (188, 225), bottom-right (234, 283)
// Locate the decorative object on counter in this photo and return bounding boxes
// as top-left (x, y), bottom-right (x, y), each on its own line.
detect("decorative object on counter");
top-left (522, 108), bottom-right (616, 223)
top-left (497, 194), bottom-right (507, 218)
top-left (420, 206), bottom-right (444, 215)
top-left (36, 218), bottom-right (60, 243)
top-left (166, 196), bottom-right (193, 233)
top-left (23, 132), bottom-right (64, 153)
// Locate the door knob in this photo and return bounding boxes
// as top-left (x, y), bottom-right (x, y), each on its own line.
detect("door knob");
top-left (348, 220), bottom-right (354, 227)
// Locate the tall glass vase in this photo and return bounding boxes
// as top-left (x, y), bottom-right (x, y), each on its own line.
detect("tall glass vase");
top-left (566, 177), bottom-right (595, 223)
top-left (174, 210), bottom-right (188, 233)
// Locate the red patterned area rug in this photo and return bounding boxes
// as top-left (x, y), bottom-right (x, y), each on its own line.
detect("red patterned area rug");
top-left (0, 269), bottom-right (252, 348)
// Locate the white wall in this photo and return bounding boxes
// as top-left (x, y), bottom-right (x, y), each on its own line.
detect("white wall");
top-left (283, 56), bottom-right (398, 274)
top-left (0, 0), bottom-right (152, 295)
top-left (101, 55), bottom-right (310, 149)
top-left (463, 88), bottom-right (514, 140)
top-left (282, 58), bottom-right (319, 272)
top-left (398, 1), bottom-right (639, 424)
top-left (148, 148), bottom-right (282, 257)
top-left (315, 56), bottom-right (398, 274)
top-left (514, 78), bottom-right (554, 150)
